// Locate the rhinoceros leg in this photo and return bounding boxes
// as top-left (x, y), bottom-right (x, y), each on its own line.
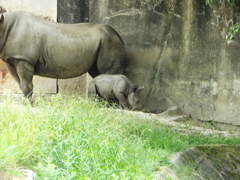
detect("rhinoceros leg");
top-left (15, 61), bottom-right (34, 99)
top-left (88, 81), bottom-right (97, 98)
top-left (96, 41), bottom-right (125, 75)
top-left (6, 63), bottom-right (20, 85)
top-left (115, 93), bottom-right (129, 109)
top-left (88, 58), bottom-right (100, 78)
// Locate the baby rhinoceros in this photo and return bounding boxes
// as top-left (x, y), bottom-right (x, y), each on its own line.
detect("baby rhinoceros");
top-left (88, 74), bottom-right (144, 110)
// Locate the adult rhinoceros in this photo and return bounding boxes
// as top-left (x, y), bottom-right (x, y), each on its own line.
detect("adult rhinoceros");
top-left (0, 11), bottom-right (125, 99)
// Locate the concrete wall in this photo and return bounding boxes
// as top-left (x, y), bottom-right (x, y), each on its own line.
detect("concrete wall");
top-left (88, 0), bottom-right (240, 125)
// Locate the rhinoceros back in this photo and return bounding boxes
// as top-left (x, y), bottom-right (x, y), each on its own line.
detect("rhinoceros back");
top-left (0, 11), bottom-right (125, 79)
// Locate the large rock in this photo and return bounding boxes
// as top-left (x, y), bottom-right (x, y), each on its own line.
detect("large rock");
top-left (172, 145), bottom-right (240, 179)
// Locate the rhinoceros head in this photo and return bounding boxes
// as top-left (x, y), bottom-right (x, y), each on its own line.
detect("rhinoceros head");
top-left (128, 85), bottom-right (144, 110)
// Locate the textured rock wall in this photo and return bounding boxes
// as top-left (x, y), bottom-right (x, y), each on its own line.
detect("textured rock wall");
top-left (88, 0), bottom-right (240, 125)
top-left (57, 0), bottom-right (88, 23)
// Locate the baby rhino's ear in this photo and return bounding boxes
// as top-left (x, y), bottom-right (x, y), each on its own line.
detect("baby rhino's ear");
top-left (133, 85), bottom-right (138, 92)
top-left (134, 85), bottom-right (144, 93)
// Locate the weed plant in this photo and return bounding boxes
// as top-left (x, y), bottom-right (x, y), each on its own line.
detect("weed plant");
top-left (0, 94), bottom-right (240, 179)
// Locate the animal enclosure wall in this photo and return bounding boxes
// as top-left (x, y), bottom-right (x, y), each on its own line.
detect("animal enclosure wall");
top-left (87, 0), bottom-right (240, 125)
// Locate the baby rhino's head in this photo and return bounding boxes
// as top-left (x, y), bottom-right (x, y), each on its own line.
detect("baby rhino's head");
top-left (128, 85), bottom-right (144, 110)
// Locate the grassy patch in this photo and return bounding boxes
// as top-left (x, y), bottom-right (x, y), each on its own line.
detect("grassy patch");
top-left (0, 94), bottom-right (239, 179)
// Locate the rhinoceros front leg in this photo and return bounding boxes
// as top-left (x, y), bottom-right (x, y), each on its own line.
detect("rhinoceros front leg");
top-left (115, 92), bottom-right (129, 109)
top-left (88, 81), bottom-right (97, 98)
top-left (15, 61), bottom-right (34, 100)
top-left (6, 63), bottom-right (20, 85)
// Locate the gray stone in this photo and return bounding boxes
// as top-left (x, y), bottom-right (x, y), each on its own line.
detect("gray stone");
top-left (161, 106), bottom-right (184, 117)
top-left (0, 168), bottom-right (36, 180)
top-left (153, 166), bottom-right (179, 180)
top-left (171, 145), bottom-right (240, 180)
top-left (157, 106), bottom-right (190, 122)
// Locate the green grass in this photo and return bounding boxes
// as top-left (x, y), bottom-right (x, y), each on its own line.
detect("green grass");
top-left (0, 94), bottom-right (240, 179)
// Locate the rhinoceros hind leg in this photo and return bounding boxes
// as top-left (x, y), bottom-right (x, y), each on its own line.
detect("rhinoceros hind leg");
top-left (97, 41), bottom-right (125, 75)
top-left (15, 61), bottom-right (34, 100)
top-left (97, 54), bottom-right (125, 75)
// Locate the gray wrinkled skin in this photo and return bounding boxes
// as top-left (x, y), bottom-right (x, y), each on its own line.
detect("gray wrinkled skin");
top-left (0, 11), bottom-right (125, 99)
top-left (88, 74), bottom-right (144, 110)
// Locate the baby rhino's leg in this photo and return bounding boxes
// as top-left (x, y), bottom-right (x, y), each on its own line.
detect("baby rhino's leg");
top-left (115, 92), bottom-right (129, 109)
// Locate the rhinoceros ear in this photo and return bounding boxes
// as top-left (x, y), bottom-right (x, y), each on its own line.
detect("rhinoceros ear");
top-left (133, 85), bottom-right (138, 92)
top-left (134, 85), bottom-right (144, 93)
top-left (137, 86), bottom-right (144, 93)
